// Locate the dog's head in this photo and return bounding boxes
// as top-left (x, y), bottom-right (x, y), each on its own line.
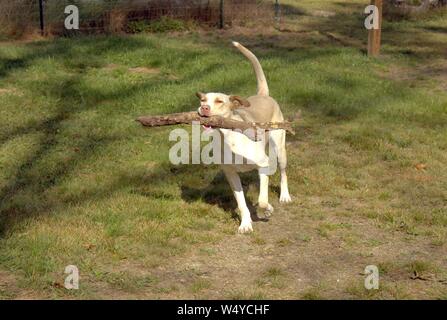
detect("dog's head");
top-left (196, 92), bottom-right (250, 118)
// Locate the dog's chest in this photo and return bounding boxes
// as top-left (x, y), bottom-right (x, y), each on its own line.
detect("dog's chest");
top-left (216, 129), bottom-right (269, 170)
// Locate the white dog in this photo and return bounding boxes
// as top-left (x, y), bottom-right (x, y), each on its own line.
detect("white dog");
top-left (196, 42), bottom-right (291, 233)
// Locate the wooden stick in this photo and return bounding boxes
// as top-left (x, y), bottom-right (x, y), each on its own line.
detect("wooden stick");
top-left (136, 111), bottom-right (296, 137)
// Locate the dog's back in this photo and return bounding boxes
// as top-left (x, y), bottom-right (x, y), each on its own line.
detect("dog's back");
top-left (234, 96), bottom-right (284, 123)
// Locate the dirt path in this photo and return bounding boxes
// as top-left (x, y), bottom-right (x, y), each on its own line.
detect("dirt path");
top-left (143, 198), bottom-right (447, 299)
top-left (2, 188), bottom-right (446, 299)
top-left (0, 269), bottom-right (47, 299)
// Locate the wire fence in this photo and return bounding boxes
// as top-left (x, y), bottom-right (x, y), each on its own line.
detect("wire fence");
top-left (0, 0), bottom-right (289, 37)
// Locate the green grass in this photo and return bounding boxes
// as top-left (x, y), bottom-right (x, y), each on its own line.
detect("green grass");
top-left (0, 1), bottom-right (446, 299)
top-left (127, 17), bottom-right (196, 34)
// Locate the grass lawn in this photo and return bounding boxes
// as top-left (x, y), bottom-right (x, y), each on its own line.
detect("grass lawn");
top-left (0, 1), bottom-right (446, 299)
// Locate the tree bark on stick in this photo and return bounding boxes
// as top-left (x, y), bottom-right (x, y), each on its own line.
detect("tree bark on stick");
top-left (136, 111), bottom-right (295, 140)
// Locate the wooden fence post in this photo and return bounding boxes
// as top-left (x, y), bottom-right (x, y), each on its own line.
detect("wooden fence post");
top-left (367, 0), bottom-right (383, 56)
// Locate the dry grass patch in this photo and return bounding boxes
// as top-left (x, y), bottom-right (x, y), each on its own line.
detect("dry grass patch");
top-left (128, 67), bottom-right (161, 75)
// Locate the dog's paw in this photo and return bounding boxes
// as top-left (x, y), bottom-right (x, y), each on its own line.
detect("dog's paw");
top-left (258, 202), bottom-right (274, 217)
top-left (264, 204), bottom-right (274, 218)
top-left (280, 193), bottom-right (292, 203)
top-left (238, 221), bottom-right (253, 234)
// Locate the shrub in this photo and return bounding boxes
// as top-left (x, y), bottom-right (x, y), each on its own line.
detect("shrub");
top-left (0, 0), bottom-right (274, 38)
top-left (127, 17), bottom-right (195, 33)
top-left (105, 9), bottom-right (128, 34)
top-left (0, 0), bottom-right (38, 39)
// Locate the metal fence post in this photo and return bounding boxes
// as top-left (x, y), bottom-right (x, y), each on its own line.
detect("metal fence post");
top-left (219, 0), bottom-right (224, 29)
top-left (38, 0), bottom-right (45, 35)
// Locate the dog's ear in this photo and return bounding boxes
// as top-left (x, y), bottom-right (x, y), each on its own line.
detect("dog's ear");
top-left (196, 92), bottom-right (206, 100)
top-left (229, 95), bottom-right (250, 109)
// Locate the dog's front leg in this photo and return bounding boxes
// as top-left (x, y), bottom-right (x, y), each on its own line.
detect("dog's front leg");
top-left (222, 166), bottom-right (253, 233)
top-left (258, 172), bottom-right (274, 217)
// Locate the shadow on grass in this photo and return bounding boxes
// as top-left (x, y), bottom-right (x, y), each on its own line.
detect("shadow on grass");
top-left (303, 1), bottom-right (447, 59)
top-left (0, 35), bottom-right (261, 236)
top-left (274, 1), bottom-right (447, 62)
top-left (0, 73), bottom-right (118, 235)
top-left (179, 169), bottom-right (270, 223)
top-left (280, 4), bottom-right (308, 17)
top-left (1, 9), bottom-right (446, 236)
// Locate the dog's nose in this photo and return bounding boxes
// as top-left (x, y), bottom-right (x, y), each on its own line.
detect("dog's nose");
top-left (200, 105), bottom-right (210, 115)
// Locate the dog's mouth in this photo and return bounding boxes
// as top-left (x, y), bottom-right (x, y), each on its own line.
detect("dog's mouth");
top-left (198, 110), bottom-right (213, 131)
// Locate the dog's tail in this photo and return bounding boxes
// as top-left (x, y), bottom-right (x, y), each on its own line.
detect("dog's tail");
top-left (232, 41), bottom-right (269, 97)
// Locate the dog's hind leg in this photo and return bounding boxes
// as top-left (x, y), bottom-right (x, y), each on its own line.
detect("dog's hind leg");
top-left (222, 166), bottom-right (253, 233)
top-left (270, 130), bottom-right (292, 203)
top-left (258, 172), bottom-right (274, 217)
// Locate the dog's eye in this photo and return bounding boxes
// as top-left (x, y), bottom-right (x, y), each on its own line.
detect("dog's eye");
top-left (215, 99), bottom-right (223, 104)
top-left (201, 99), bottom-right (206, 102)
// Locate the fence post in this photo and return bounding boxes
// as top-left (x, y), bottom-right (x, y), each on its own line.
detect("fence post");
top-left (38, 0), bottom-right (45, 35)
top-left (219, 0), bottom-right (224, 29)
top-left (274, 0), bottom-right (280, 29)
top-left (367, 0), bottom-right (383, 56)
